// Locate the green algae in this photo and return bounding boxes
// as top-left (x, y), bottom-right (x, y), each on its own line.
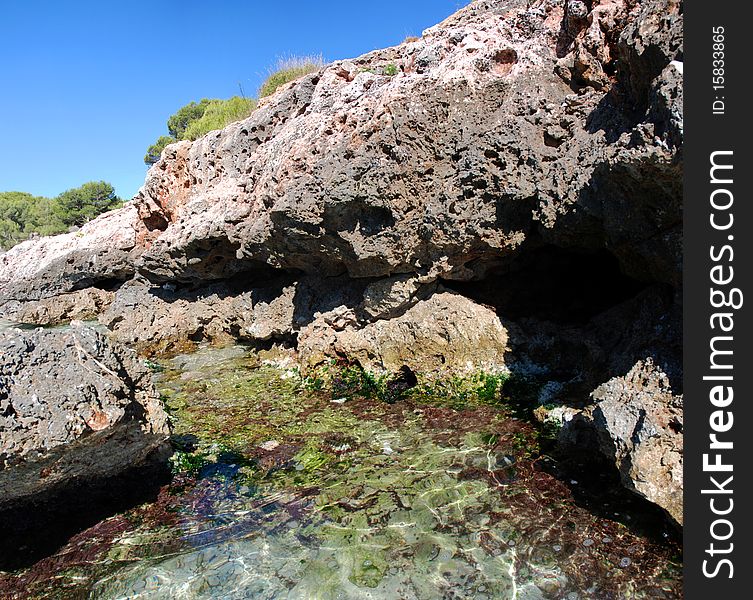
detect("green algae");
top-left (0, 345), bottom-right (682, 600)
top-left (141, 348), bottom-right (679, 598)
top-left (304, 359), bottom-right (513, 410)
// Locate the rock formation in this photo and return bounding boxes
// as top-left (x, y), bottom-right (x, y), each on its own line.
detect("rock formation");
top-left (591, 359), bottom-right (683, 526)
top-left (298, 290), bottom-right (509, 374)
top-left (0, 322), bottom-right (171, 568)
top-left (0, 321), bottom-right (169, 466)
top-left (0, 0), bottom-right (683, 522)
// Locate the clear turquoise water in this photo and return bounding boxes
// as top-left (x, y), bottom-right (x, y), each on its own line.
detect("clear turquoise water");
top-left (1, 345), bottom-right (682, 599)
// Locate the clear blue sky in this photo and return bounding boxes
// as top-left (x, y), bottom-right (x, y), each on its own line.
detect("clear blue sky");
top-left (0, 0), bottom-right (467, 200)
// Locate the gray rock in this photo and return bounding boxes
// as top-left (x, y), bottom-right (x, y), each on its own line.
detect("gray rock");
top-left (590, 359), bottom-right (683, 526)
top-left (125, 0), bottom-right (680, 294)
top-left (98, 275), bottom-right (366, 355)
top-left (0, 321), bottom-right (169, 466)
top-left (359, 274), bottom-right (435, 321)
top-left (1, 287), bottom-right (114, 326)
top-left (0, 322), bottom-right (172, 568)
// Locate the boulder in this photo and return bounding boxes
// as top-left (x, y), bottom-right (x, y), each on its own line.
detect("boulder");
top-left (98, 275), bottom-right (367, 355)
top-left (128, 0), bottom-right (680, 292)
top-left (590, 359), bottom-right (683, 526)
top-left (0, 322), bottom-right (171, 568)
top-left (1, 0), bottom-right (683, 351)
top-left (0, 0), bottom-right (684, 525)
top-left (0, 321), bottom-right (169, 466)
top-left (298, 290), bottom-right (509, 375)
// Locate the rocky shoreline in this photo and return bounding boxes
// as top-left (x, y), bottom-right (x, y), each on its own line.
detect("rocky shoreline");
top-left (0, 0), bottom-right (683, 585)
top-left (1, 343), bottom-right (682, 598)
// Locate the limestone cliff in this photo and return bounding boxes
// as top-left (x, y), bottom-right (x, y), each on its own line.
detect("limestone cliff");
top-left (0, 0), bottom-right (683, 523)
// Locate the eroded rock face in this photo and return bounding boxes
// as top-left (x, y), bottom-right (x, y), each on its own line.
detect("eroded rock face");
top-left (299, 290), bottom-right (509, 375)
top-left (590, 359), bottom-right (683, 526)
top-left (4, 288), bottom-right (115, 326)
top-left (1, 0), bottom-right (682, 338)
top-left (0, 204), bottom-right (139, 307)
top-left (129, 0), bottom-right (680, 291)
top-left (0, 0), bottom-right (683, 522)
top-left (98, 275), bottom-right (367, 355)
top-left (0, 322), bottom-right (169, 466)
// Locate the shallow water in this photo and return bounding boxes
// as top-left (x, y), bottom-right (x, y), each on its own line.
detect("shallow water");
top-left (1, 345), bottom-right (682, 599)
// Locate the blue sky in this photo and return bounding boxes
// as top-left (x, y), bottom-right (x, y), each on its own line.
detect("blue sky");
top-left (0, 0), bottom-right (467, 200)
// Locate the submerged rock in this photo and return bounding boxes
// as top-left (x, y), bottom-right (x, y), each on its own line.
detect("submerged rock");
top-left (8, 345), bottom-right (674, 600)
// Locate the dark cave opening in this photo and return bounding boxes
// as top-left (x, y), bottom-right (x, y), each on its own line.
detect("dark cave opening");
top-left (442, 243), bottom-right (682, 534)
top-left (446, 244), bottom-right (650, 325)
top-left (443, 243), bottom-right (681, 393)
top-left (72, 276), bottom-right (124, 293)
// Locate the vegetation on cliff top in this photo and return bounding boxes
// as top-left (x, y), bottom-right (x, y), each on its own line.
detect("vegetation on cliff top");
top-left (144, 55), bottom-right (324, 165)
top-left (258, 55), bottom-right (323, 98)
top-left (0, 181), bottom-right (122, 250)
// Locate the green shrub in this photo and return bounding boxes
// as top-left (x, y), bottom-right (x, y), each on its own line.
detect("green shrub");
top-left (258, 55), bottom-right (324, 98)
top-left (53, 181), bottom-right (122, 228)
top-left (144, 97), bottom-right (256, 163)
top-left (144, 135), bottom-right (177, 165)
top-left (167, 99), bottom-right (213, 140)
top-left (182, 96), bottom-right (257, 141)
top-left (0, 192), bottom-right (57, 249)
top-left (383, 63), bottom-right (399, 76)
top-left (144, 54), bottom-right (324, 162)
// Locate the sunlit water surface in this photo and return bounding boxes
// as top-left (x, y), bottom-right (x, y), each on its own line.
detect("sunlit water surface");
top-left (2, 344), bottom-right (681, 599)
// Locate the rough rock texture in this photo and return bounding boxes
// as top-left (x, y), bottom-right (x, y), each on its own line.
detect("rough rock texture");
top-left (126, 0), bottom-right (681, 293)
top-left (0, 417), bottom-right (172, 570)
top-left (298, 290), bottom-right (509, 375)
top-left (0, 204), bottom-right (138, 306)
top-left (0, 322), bottom-right (172, 568)
top-left (359, 274), bottom-right (436, 321)
top-left (550, 358), bottom-right (683, 526)
top-left (0, 322), bottom-right (174, 568)
top-left (0, 322), bottom-right (169, 466)
top-left (4, 288), bottom-right (114, 326)
top-left (2, 0), bottom-right (682, 303)
top-left (590, 359), bottom-right (683, 526)
top-left (98, 274), bottom-right (367, 355)
top-left (0, 0), bottom-right (683, 520)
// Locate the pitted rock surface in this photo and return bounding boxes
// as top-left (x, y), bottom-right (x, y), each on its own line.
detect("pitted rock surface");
top-left (0, 322), bottom-right (169, 467)
top-left (590, 358), bottom-right (683, 525)
top-left (0, 0), bottom-right (683, 521)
